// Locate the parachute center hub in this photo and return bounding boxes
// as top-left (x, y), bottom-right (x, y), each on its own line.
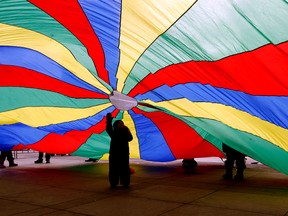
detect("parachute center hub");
top-left (109, 90), bottom-right (137, 110)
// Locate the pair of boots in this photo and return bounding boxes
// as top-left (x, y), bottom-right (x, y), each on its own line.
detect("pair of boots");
top-left (223, 153), bottom-right (245, 181)
top-left (223, 159), bottom-right (245, 181)
top-left (223, 169), bottom-right (244, 180)
top-left (223, 159), bottom-right (245, 180)
top-left (34, 152), bottom-right (51, 164)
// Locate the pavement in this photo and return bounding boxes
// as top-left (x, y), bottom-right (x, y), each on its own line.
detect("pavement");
top-left (0, 151), bottom-right (287, 216)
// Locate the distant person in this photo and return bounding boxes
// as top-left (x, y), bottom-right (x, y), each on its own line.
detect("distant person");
top-left (0, 150), bottom-right (18, 168)
top-left (34, 152), bottom-right (51, 164)
top-left (222, 143), bottom-right (246, 180)
top-left (106, 113), bottom-right (133, 188)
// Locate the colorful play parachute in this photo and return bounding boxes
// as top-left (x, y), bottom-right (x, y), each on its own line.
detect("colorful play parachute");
top-left (1, 0), bottom-right (288, 174)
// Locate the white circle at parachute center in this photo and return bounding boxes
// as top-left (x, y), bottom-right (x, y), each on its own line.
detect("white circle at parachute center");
top-left (109, 90), bottom-right (138, 110)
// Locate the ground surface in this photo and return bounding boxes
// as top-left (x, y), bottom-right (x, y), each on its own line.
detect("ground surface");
top-left (0, 151), bottom-right (287, 216)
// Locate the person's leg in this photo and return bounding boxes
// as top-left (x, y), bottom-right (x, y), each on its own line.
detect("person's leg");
top-left (234, 154), bottom-right (246, 180)
top-left (35, 152), bottom-right (44, 163)
top-left (109, 170), bottom-right (119, 188)
top-left (109, 158), bottom-right (119, 188)
top-left (0, 151), bottom-right (6, 168)
top-left (223, 153), bottom-right (234, 179)
top-left (7, 150), bottom-right (17, 167)
top-left (120, 163), bottom-right (130, 188)
top-left (182, 159), bottom-right (197, 174)
top-left (45, 153), bottom-right (51, 163)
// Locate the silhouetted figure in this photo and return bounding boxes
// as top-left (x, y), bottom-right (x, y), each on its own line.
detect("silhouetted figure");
top-left (222, 143), bottom-right (246, 180)
top-left (106, 113), bottom-right (133, 188)
top-left (0, 150), bottom-right (18, 168)
top-left (34, 152), bottom-right (51, 164)
top-left (182, 158), bottom-right (198, 174)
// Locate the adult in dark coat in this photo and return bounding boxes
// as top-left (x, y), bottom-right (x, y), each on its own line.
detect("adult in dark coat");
top-left (106, 113), bottom-right (133, 188)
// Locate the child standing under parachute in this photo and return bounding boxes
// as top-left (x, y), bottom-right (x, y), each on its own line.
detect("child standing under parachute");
top-left (106, 113), bottom-right (133, 188)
